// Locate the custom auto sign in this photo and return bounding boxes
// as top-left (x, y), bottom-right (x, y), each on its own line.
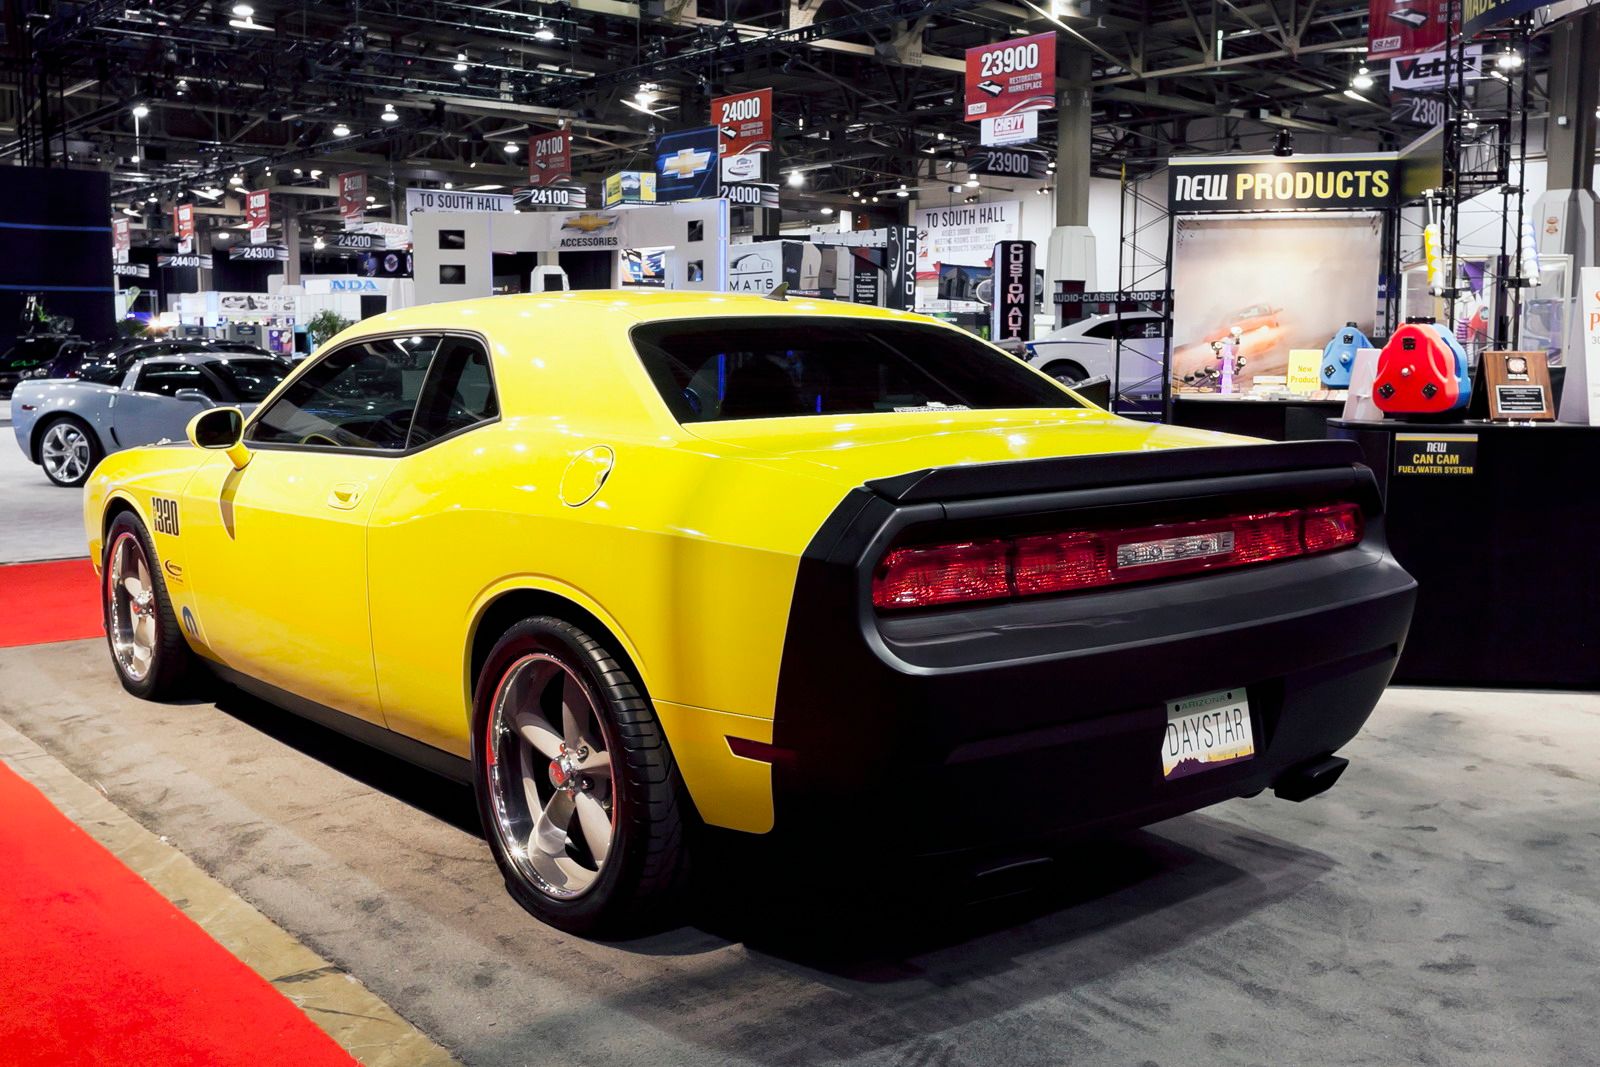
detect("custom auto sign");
top-left (964, 33), bottom-right (1056, 122)
top-left (1168, 154), bottom-right (1399, 213)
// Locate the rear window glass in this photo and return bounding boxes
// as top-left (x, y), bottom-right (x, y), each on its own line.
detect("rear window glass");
top-left (205, 357), bottom-right (290, 403)
top-left (632, 318), bottom-right (1078, 422)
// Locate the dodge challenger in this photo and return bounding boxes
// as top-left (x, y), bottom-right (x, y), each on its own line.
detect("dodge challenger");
top-left (84, 291), bottom-right (1416, 934)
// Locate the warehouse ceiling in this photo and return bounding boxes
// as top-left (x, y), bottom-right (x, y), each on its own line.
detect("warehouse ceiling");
top-left (0, 0), bottom-right (1477, 238)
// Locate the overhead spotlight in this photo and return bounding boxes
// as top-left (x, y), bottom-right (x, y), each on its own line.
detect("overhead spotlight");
top-left (365, 194), bottom-right (376, 203)
top-left (121, 206), bottom-right (140, 217)
top-left (936, 131), bottom-right (946, 141)
top-left (232, 2), bottom-right (253, 15)
top-left (454, 52), bottom-right (468, 72)
top-left (292, 167), bottom-right (303, 176)
top-left (503, 141), bottom-right (519, 154)
top-left (1352, 68), bottom-right (1374, 91)
top-left (797, 115), bottom-right (805, 130)
top-left (787, 170), bottom-right (803, 187)
top-left (636, 82), bottom-right (658, 105)
top-left (871, 195), bottom-right (879, 203)
top-left (821, 206), bottom-right (834, 215)
top-left (313, 236), bottom-right (326, 250)
top-left (851, 190), bottom-right (860, 198)
top-left (534, 23), bottom-right (556, 41)
top-left (896, 189), bottom-right (909, 198)
top-left (131, 103), bottom-right (150, 118)
top-left (965, 177), bottom-right (979, 188)
top-left (309, 169), bottom-right (322, 179)
top-left (444, 181), bottom-right (454, 189)
top-left (1047, 160), bottom-right (1056, 170)
top-left (229, 172), bottom-right (244, 185)
top-left (175, 79), bottom-right (189, 96)
top-left (332, 122), bottom-right (351, 137)
top-left (146, 193), bottom-right (157, 203)
top-left (381, 103), bottom-right (399, 122)
top-left (1463, 112), bottom-right (1479, 130)
top-left (1272, 128), bottom-right (1294, 157)
top-left (1497, 48), bottom-right (1523, 70)
top-left (214, 229), bottom-right (231, 240)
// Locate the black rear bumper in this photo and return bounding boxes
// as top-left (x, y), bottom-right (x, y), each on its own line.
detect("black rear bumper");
top-left (769, 441), bottom-right (1416, 860)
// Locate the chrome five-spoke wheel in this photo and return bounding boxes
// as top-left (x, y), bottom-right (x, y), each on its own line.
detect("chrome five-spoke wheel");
top-left (484, 653), bottom-right (618, 900)
top-left (41, 421), bottom-right (92, 486)
top-left (107, 531), bottom-right (158, 683)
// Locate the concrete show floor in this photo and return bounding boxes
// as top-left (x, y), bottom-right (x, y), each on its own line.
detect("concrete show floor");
top-left (0, 401), bottom-right (88, 563)
top-left (1, 638), bottom-right (1596, 1066)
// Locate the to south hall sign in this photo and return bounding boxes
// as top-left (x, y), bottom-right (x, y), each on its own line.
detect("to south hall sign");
top-left (1169, 154), bottom-right (1398, 213)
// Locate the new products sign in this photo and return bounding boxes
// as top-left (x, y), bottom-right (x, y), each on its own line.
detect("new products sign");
top-left (1390, 45), bottom-right (1482, 90)
top-left (990, 240), bottom-right (1035, 343)
top-left (913, 200), bottom-right (1021, 275)
top-left (338, 172), bottom-right (366, 226)
top-left (1168, 155), bottom-right (1398, 213)
top-left (712, 89), bottom-right (773, 158)
top-left (964, 33), bottom-right (1056, 122)
top-left (655, 126), bottom-right (719, 202)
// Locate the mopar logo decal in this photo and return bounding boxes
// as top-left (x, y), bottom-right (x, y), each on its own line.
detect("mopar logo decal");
top-left (163, 559), bottom-right (184, 580)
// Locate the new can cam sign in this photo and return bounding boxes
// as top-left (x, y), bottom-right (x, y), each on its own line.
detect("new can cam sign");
top-left (1169, 154), bottom-right (1398, 213)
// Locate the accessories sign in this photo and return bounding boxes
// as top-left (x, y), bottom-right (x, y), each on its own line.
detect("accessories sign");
top-left (712, 89), bottom-right (772, 158)
top-left (964, 33), bottom-right (1056, 122)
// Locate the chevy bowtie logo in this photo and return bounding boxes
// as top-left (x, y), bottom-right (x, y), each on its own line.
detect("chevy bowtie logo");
top-left (661, 147), bottom-right (711, 180)
top-left (561, 213), bottom-right (618, 233)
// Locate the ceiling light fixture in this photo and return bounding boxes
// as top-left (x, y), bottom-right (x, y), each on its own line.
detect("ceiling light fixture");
top-left (534, 24), bottom-right (556, 41)
top-left (1497, 48), bottom-right (1523, 70)
top-left (332, 122), bottom-right (351, 137)
top-left (232, 2), bottom-right (253, 16)
top-left (965, 177), bottom-right (979, 188)
top-left (131, 103), bottom-right (150, 118)
top-left (381, 103), bottom-right (399, 122)
top-left (787, 170), bottom-right (803, 187)
top-left (309, 169), bottom-right (322, 179)
top-left (503, 141), bottom-right (519, 154)
top-left (214, 230), bottom-right (231, 240)
top-left (454, 52), bottom-right (469, 72)
top-left (444, 181), bottom-right (454, 189)
top-left (314, 236), bottom-right (326, 250)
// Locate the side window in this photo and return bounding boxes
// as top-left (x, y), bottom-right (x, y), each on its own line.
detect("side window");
top-left (248, 337), bottom-right (436, 450)
top-left (1081, 320), bottom-right (1116, 340)
top-left (407, 338), bottom-right (499, 447)
top-left (135, 363), bottom-right (218, 399)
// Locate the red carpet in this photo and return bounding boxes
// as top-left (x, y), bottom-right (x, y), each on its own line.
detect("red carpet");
top-left (0, 762), bottom-right (357, 1067)
top-left (0, 558), bottom-right (103, 648)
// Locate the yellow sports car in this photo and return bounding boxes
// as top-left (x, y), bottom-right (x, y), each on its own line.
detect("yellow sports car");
top-left (85, 291), bottom-right (1415, 934)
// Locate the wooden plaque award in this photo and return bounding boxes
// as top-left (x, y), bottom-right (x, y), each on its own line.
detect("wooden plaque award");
top-left (1475, 350), bottom-right (1556, 421)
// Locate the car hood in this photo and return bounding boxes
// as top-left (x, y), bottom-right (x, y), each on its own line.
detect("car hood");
top-left (681, 408), bottom-right (1255, 490)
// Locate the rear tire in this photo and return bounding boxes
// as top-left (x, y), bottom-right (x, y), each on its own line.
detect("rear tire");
top-left (1041, 360), bottom-right (1090, 385)
top-left (103, 511), bottom-right (195, 699)
top-left (38, 416), bottom-right (102, 488)
top-left (472, 616), bottom-right (689, 936)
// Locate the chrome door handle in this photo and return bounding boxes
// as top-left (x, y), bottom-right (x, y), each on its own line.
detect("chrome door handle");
top-left (327, 481), bottom-right (366, 509)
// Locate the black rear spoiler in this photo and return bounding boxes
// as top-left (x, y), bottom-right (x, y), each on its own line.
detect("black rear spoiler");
top-left (865, 440), bottom-right (1365, 505)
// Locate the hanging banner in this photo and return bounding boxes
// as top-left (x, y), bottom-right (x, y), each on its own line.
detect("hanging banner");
top-left (173, 203), bottom-right (195, 242)
top-left (967, 146), bottom-right (1051, 180)
top-left (338, 172), bottom-right (366, 227)
top-left (529, 128), bottom-right (572, 187)
top-left (603, 171), bottom-right (657, 207)
top-left (885, 225), bottom-right (918, 311)
top-left (111, 217), bottom-right (131, 263)
top-left (913, 200), bottom-right (1021, 277)
top-left (1389, 45), bottom-right (1483, 90)
top-left (964, 33), bottom-right (1056, 122)
top-left (981, 112), bottom-right (1039, 146)
top-left (245, 189), bottom-right (270, 244)
top-left (655, 126), bottom-right (719, 202)
top-left (712, 88), bottom-right (773, 158)
top-left (1168, 155), bottom-right (1398, 213)
top-left (1367, 0), bottom-right (1450, 60)
top-left (990, 240), bottom-right (1035, 344)
top-left (405, 188), bottom-right (515, 218)
top-left (1461, 0), bottom-right (1552, 37)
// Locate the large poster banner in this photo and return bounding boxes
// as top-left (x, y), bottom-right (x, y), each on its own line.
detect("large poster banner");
top-left (173, 203), bottom-right (194, 241)
top-left (245, 189), bottom-right (270, 244)
top-left (655, 127), bottom-right (719, 202)
top-left (1168, 155), bottom-right (1398, 213)
top-left (1170, 215), bottom-right (1383, 392)
top-left (990, 240), bottom-right (1035, 344)
top-left (529, 128), bottom-right (571, 188)
top-left (913, 200), bottom-right (1020, 277)
top-left (1462, 0), bottom-right (1552, 37)
top-left (338, 172), bottom-right (366, 227)
top-left (712, 89), bottom-right (772, 158)
top-left (1368, 0), bottom-right (1451, 59)
top-left (885, 226), bottom-right (917, 311)
top-left (1390, 45), bottom-right (1482, 90)
top-left (964, 33), bottom-right (1056, 122)
top-left (112, 217), bottom-right (130, 263)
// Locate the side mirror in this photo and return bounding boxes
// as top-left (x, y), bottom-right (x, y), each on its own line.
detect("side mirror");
top-left (186, 406), bottom-right (251, 470)
top-left (175, 388), bottom-right (215, 407)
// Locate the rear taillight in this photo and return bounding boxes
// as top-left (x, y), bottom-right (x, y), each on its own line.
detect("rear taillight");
top-left (872, 502), bottom-right (1364, 611)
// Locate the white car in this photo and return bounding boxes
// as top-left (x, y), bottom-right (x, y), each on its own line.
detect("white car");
top-left (1024, 311), bottom-right (1167, 394)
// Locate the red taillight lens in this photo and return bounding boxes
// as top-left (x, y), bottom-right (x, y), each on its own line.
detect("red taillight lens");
top-left (1301, 502), bottom-right (1363, 553)
top-left (873, 502), bottom-right (1364, 611)
top-left (872, 540), bottom-right (1010, 609)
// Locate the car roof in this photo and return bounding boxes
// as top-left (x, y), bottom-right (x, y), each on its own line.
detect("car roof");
top-left (134, 351), bottom-right (279, 368)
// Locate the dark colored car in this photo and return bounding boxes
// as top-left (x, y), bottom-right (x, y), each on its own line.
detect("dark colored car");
top-left (0, 335), bottom-right (87, 398)
top-left (73, 337), bottom-right (275, 384)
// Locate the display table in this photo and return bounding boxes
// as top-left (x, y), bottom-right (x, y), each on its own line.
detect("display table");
top-left (1327, 418), bottom-right (1600, 689)
top-left (1173, 395), bottom-right (1346, 441)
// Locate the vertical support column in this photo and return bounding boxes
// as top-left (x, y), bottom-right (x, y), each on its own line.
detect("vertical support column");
top-left (1046, 46), bottom-right (1096, 290)
top-left (282, 201), bottom-right (301, 286)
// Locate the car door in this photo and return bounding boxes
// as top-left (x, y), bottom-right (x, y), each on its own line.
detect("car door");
top-left (110, 360), bottom-right (218, 449)
top-left (180, 335), bottom-right (439, 724)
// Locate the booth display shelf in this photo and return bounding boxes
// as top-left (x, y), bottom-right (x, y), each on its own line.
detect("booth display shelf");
top-left (1172, 395), bottom-right (1346, 442)
top-left (1327, 418), bottom-right (1600, 689)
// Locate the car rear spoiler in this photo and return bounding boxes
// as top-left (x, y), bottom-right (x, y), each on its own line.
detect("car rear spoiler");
top-left (864, 440), bottom-right (1366, 505)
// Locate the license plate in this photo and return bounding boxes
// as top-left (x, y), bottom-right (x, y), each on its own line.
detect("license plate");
top-left (1162, 689), bottom-right (1255, 780)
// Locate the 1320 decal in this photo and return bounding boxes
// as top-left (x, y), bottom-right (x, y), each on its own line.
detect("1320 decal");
top-left (151, 496), bottom-right (181, 536)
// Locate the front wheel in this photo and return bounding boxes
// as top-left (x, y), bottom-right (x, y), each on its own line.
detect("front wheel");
top-left (473, 617), bottom-right (690, 936)
top-left (39, 417), bottom-right (102, 487)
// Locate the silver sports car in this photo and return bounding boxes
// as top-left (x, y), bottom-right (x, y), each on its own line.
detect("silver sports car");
top-left (11, 351), bottom-right (290, 486)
